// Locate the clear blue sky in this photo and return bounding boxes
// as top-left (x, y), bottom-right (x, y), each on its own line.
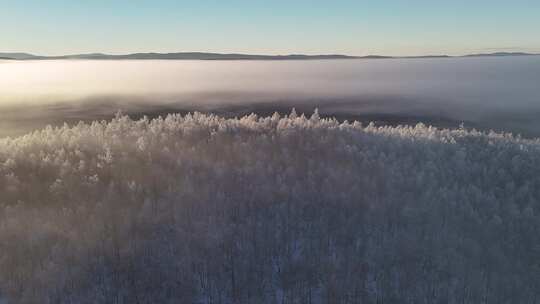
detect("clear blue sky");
top-left (2, 0), bottom-right (539, 56)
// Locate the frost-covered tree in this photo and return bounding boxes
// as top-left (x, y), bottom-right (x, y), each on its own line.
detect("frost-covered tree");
top-left (0, 111), bottom-right (539, 303)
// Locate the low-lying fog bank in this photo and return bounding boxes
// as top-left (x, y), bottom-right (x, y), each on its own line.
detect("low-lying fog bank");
top-left (1, 56), bottom-right (539, 138)
top-left (1, 113), bottom-right (539, 303)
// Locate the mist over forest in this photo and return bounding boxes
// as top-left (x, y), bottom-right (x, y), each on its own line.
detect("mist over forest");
top-left (1, 57), bottom-right (540, 138)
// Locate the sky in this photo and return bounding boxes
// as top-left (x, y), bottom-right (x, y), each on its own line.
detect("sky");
top-left (1, 0), bottom-right (539, 56)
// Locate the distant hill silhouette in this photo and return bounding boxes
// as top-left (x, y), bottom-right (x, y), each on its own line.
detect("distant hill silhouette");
top-left (0, 51), bottom-right (538, 61)
top-left (0, 53), bottom-right (41, 60)
top-left (0, 52), bottom-right (360, 60)
top-left (102, 53), bottom-right (361, 60)
top-left (465, 52), bottom-right (536, 57)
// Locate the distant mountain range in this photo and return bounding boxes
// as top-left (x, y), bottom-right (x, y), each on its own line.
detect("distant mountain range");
top-left (0, 51), bottom-right (538, 61)
top-left (464, 52), bottom-right (536, 57)
top-left (0, 53), bottom-right (39, 60)
top-left (0, 52), bottom-right (361, 60)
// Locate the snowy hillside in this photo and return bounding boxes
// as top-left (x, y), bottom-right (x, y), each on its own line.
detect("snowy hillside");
top-left (1, 111), bottom-right (540, 303)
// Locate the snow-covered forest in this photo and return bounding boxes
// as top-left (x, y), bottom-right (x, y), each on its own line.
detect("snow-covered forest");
top-left (1, 111), bottom-right (540, 303)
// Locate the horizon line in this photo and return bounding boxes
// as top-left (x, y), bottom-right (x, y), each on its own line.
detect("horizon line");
top-left (1, 50), bottom-right (539, 61)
